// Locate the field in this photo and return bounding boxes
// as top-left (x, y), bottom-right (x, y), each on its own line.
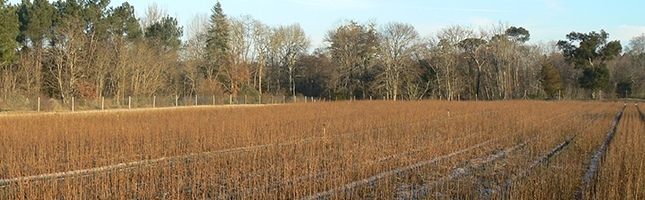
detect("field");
top-left (0, 100), bottom-right (642, 199)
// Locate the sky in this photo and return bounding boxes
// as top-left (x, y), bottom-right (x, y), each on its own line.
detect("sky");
top-left (9, 0), bottom-right (645, 49)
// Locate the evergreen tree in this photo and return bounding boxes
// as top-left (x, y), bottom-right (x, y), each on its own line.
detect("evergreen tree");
top-left (616, 79), bottom-right (632, 98)
top-left (145, 16), bottom-right (183, 52)
top-left (108, 2), bottom-right (142, 42)
top-left (17, 0), bottom-right (55, 47)
top-left (540, 63), bottom-right (563, 99)
top-left (578, 66), bottom-right (610, 91)
top-left (0, 0), bottom-right (19, 65)
top-left (204, 1), bottom-right (230, 81)
top-left (505, 26), bottom-right (530, 43)
top-left (557, 30), bottom-right (621, 94)
top-left (15, 0), bottom-right (55, 95)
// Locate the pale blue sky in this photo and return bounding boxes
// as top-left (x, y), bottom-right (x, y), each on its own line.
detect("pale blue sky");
top-left (10, 0), bottom-right (645, 49)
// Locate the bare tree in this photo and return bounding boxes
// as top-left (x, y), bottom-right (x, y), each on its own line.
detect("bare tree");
top-left (227, 15), bottom-right (260, 96)
top-left (226, 16), bottom-right (273, 96)
top-left (270, 24), bottom-right (310, 97)
top-left (378, 22), bottom-right (421, 101)
top-left (141, 3), bottom-right (167, 34)
top-left (325, 21), bottom-right (379, 99)
top-left (180, 14), bottom-right (209, 95)
top-left (424, 25), bottom-right (474, 100)
top-left (252, 19), bottom-right (271, 95)
top-left (16, 51), bottom-right (39, 95)
top-left (47, 16), bottom-right (86, 104)
top-left (128, 43), bottom-right (169, 96)
top-left (627, 33), bottom-right (645, 55)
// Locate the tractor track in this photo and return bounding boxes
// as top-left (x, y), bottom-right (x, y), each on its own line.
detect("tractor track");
top-left (489, 112), bottom-right (605, 198)
top-left (230, 130), bottom-right (485, 199)
top-left (574, 105), bottom-right (626, 200)
top-left (301, 137), bottom-right (501, 200)
top-left (302, 110), bottom-right (577, 200)
top-left (396, 110), bottom-right (600, 199)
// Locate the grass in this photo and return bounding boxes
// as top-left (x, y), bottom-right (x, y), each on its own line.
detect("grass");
top-left (0, 100), bottom-right (639, 199)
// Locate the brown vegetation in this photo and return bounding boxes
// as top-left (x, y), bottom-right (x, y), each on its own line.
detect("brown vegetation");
top-left (0, 100), bottom-right (640, 199)
top-left (594, 105), bottom-right (645, 199)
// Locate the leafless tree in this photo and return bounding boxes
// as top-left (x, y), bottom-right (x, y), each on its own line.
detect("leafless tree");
top-left (46, 16), bottom-right (86, 104)
top-left (424, 25), bottom-right (474, 100)
top-left (270, 24), bottom-right (310, 97)
top-left (141, 3), bottom-right (167, 34)
top-left (325, 21), bottom-right (379, 99)
top-left (251, 19), bottom-right (271, 95)
top-left (180, 14), bottom-right (209, 95)
top-left (377, 22), bottom-right (421, 100)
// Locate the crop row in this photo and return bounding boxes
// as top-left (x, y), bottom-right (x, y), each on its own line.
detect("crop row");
top-left (0, 101), bottom-right (625, 199)
top-left (592, 104), bottom-right (645, 199)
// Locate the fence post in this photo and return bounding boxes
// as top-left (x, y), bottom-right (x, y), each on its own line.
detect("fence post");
top-left (101, 97), bottom-right (105, 110)
top-left (153, 96), bottom-right (156, 108)
top-left (244, 95), bottom-right (247, 104)
top-left (71, 97), bottom-right (74, 112)
top-left (213, 95), bottom-right (215, 105)
top-left (37, 97), bottom-right (40, 112)
top-left (195, 94), bottom-right (198, 106)
top-left (175, 95), bottom-right (178, 107)
top-left (128, 96), bottom-right (131, 109)
top-left (229, 95), bottom-right (232, 104)
top-left (626, 90), bottom-right (629, 99)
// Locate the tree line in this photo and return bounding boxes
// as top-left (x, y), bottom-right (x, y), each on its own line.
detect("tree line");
top-left (0, 0), bottom-right (643, 104)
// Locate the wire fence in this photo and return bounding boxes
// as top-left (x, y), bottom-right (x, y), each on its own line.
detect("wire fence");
top-left (0, 94), bottom-right (322, 113)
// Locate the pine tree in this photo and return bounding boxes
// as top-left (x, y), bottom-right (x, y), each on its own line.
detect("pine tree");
top-left (145, 16), bottom-right (183, 51)
top-left (17, 0), bottom-right (55, 47)
top-left (205, 1), bottom-right (230, 81)
top-left (0, 0), bottom-right (19, 65)
top-left (108, 2), bottom-right (142, 42)
top-left (16, 0), bottom-right (55, 95)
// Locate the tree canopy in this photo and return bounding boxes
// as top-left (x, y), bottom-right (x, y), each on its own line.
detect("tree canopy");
top-left (557, 30), bottom-right (621, 69)
top-left (145, 16), bottom-right (182, 51)
top-left (0, 1), bottom-right (643, 103)
top-left (557, 30), bottom-right (622, 91)
top-left (0, 0), bottom-right (19, 65)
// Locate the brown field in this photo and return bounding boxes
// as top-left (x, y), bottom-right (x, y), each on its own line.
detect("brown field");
top-left (0, 100), bottom-right (641, 199)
